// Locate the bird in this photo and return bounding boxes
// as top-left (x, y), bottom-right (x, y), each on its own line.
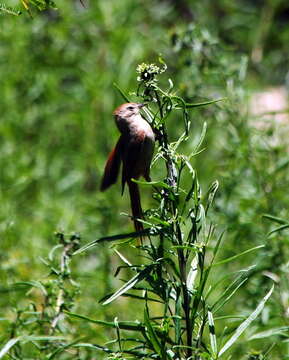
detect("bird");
top-left (100, 103), bottom-right (155, 238)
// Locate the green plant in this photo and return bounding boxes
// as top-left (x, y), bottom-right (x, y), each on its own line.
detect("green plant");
top-left (68, 63), bottom-right (274, 359)
top-left (0, 0), bottom-right (84, 16)
top-left (0, 232), bottom-right (80, 359)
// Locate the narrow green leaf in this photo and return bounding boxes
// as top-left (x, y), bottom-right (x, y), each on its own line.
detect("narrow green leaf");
top-left (212, 229), bottom-right (226, 259)
top-left (219, 285), bottom-right (274, 356)
top-left (48, 244), bottom-right (63, 261)
top-left (187, 255), bottom-right (198, 291)
top-left (14, 281), bottom-right (47, 296)
top-left (249, 326), bottom-right (289, 340)
top-left (65, 311), bottom-right (144, 331)
top-left (148, 216), bottom-right (171, 227)
top-left (268, 224), bottom-right (289, 236)
top-left (262, 214), bottom-right (288, 225)
top-left (144, 307), bottom-right (163, 357)
top-left (212, 277), bottom-right (248, 313)
top-left (171, 131), bottom-right (188, 151)
top-left (213, 245), bottom-right (264, 267)
top-left (131, 178), bottom-right (171, 189)
top-left (73, 342), bottom-right (151, 357)
top-left (102, 266), bottom-right (153, 305)
top-left (113, 83), bottom-right (131, 103)
top-left (206, 265), bottom-right (255, 301)
top-left (73, 229), bottom-right (151, 255)
top-left (208, 309), bottom-right (218, 357)
top-left (177, 97), bottom-right (226, 109)
top-left (0, 336), bottom-right (66, 359)
top-left (121, 292), bottom-right (163, 303)
top-left (174, 294), bottom-right (182, 345)
top-left (0, 338), bottom-right (20, 358)
top-left (205, 180), bottom-right (219, 214)
top-left (189, 121), bottom-right (207, 159)
top-left (114, 249), bottom-right (132, 266)
top-left (47, 338), bottom-right (83, 359)
top-left (22, 335), bottom-right (65, 342)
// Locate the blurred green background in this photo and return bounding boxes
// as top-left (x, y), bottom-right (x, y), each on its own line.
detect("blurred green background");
top-left (1, 0), bottom-right (289, 358)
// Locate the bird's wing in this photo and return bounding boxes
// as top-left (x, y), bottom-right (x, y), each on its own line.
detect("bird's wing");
top-left (100, 135), bottom-right (124, 191)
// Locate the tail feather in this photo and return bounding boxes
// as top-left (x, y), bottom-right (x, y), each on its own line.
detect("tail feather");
top-left (100, 137), bottom-right (122, 191)
top-left (128, 180), bottom-right (144, 240)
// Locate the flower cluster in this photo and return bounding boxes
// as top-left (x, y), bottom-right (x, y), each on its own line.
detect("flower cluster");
top-left (136, 62), bottom-right (167, 86)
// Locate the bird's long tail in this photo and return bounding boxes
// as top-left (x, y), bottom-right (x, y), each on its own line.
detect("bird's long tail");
top-left (128, 180), bottom-right (144, 242)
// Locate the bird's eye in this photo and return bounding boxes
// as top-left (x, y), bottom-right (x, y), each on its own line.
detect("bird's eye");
top-left (127, 106), bottom-right (134, 110)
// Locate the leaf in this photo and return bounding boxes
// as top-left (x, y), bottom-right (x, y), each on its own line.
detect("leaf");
top-left (148, 216), bottom-right (171, 227)
top-left (113, 83), bottom-right (131, 103)
top-left (0, 336), bottom-right (66, 358)
top-left (73, 229), bottom-right (151, 255)
top-left (218, 285), bottom-right (274, 356)
top-left (175, 97), bottom-right (226, 109)
top-left (212, 277), bottom-right (248, 313)
top-left (102, 266), bottom-right (153, 305)
top-left (114, 249), bottom-right (132, 266)
top-left (249, 326), bottom-right (289, 340)
top-left (262, 214), bottom-right (288, 225)
top-left (171, 131), bottom-right (188, 151)
top-left (206, 265), bottom-right (255, 304)
top-left (208, 309), bottom-right (218, 357)
top-left (186, 97), bottom-right (226, 108)
top-left (211, 229), bottom-right (226, 261)
top-left (65, 311), bottom-right (144, 331)
top-left (0, 338), bottom-right (20, 358)
top-left (189, 121), bottom-right (207, 159)
top-left (131, 178), bottom-right (171, 189)
top-left (73, 342), bottom-right (150, 357)
top-left (121, 292), bottom-right (163, 303)
top-left (213, 245), bottom-right (264, 267)
top-left (205, 180), bottom-right (219, 214)
top-left (47, 338), bottom-right (83, 359)
top-left (20, 0), bottom-right (29, 10)
top-left (23, 335), bottom-right (65, 342)
top-left (187, 255), bottom-right (198, 291)
top-left (14, 280), bottom-right (47, 296)
top-left (48, 244), bottom-right (63, 261)
top-left (174, 293), bottom-right (182, 345)
top-left (72, 343), bottom-right (112, 352)
top-left (268, 224), bottom-right (289, 236)
top-left (0, 4), bottom-right (21, 15)
top-left (144, 307), bottom-right (163, 357)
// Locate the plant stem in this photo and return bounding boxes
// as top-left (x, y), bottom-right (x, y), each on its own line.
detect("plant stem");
top-left (50, 241), bottom-right (74, 333)
top-left (155, 90), bottom-right (192, 358)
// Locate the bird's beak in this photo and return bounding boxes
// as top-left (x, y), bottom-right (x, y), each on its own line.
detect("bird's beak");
top-left (137, 103), bottom-right (145, 109)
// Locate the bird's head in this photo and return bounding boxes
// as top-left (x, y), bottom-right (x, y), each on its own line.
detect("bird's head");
top-left (113, 103), bottom-right (145, 118)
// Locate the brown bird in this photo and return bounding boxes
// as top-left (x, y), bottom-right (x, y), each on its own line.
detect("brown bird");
top-left (100, 103), bottom-right (155, 236)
